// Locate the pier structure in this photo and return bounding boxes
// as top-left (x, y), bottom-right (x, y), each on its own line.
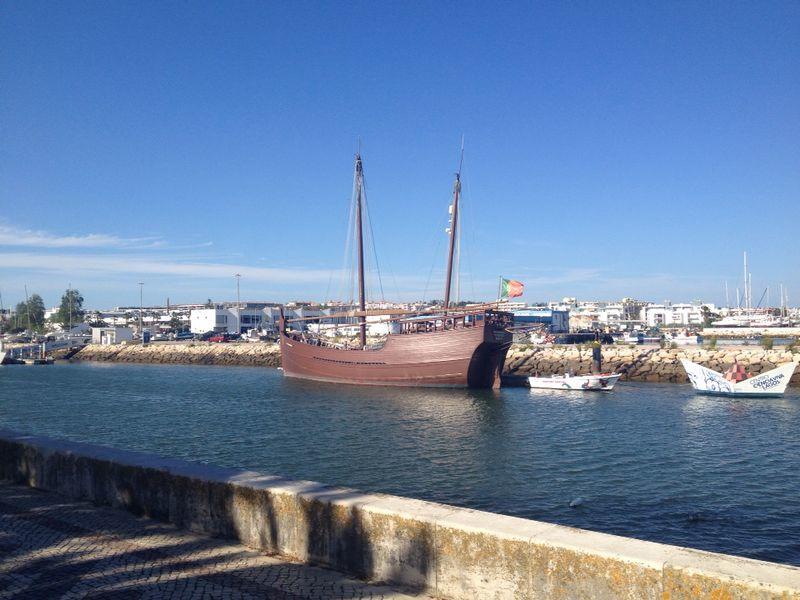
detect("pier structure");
top-left (1, 430), bottom-right (798, 599)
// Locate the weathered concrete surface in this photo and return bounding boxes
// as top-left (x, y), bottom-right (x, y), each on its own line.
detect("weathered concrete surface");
top-left (75, 341), bottom-right (282, 367)
top-left (73, 341), bottom-right (800, 387)
top-left (1, 430), bottom-right (798, 599)
top-left (0, 481), bottom-right (425, 599)
top-left (504, 345), bottom-right (800, 387)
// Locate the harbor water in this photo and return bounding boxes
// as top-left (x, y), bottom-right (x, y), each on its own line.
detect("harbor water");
top-left (2, 362), bottom-right (799, 565)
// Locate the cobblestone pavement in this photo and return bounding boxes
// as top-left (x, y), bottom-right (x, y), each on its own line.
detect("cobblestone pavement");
top-left (0, 482), bottom-right (429, 599)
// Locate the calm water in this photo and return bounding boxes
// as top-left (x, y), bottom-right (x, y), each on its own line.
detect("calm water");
top-left (2, 362), bottom-right (799, 565)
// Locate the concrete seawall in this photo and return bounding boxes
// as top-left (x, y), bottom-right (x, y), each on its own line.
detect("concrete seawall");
top-left (74, 342), bottom-right (800, 386)
top-left (2, 429), bottom-right (798, 598)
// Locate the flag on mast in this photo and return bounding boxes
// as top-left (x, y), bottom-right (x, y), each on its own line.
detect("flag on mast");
top-left (500, 278), bottom-right (524, 299)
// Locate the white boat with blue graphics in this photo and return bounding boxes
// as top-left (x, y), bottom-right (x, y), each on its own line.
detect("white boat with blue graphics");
top-left (680, 359), bottom-right (797, 398)
top-left (528, 372), bottom-right (622, 391)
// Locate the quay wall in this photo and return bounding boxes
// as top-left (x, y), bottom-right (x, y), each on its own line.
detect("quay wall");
top-left (74, 342), bottom-right (800, 386)
top-left (2, 429), bottom-right (798, 599)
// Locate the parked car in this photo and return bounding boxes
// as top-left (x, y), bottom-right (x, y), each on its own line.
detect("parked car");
top-left (209, 333), bottom-right (230, 343)
top-left (152, 333), bottom-right (169, 341)
top-left (194, 331), bottom-right (216, 341)
top-left (173, 332), bottom-right (194, 341)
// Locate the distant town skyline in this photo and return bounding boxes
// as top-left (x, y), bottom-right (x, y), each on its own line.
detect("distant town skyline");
top-left (2, 3), bottom-right (798, 308)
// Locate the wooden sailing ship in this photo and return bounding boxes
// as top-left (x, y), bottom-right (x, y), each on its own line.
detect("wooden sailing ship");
top-left (279, 152), bottom-right (513, 388)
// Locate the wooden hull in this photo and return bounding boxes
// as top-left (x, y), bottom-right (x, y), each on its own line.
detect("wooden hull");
top-left (280, 314), bottom-right (512, 388)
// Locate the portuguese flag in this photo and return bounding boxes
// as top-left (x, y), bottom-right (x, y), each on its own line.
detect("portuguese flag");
top-left (500, 278), bottom-right (524, 299)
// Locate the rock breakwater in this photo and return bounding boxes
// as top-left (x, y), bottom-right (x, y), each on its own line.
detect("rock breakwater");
top-left (75, 342), bottom-right (281, 367)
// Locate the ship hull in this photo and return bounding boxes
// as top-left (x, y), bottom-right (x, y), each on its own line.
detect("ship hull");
top-left (280, 314), bottom-right (512, 388)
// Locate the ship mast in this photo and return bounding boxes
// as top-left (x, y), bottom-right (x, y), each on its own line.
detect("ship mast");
top-left (354, 154), bottom-right (367, 348)
top-left (443, 142), bottom-right (464, 313)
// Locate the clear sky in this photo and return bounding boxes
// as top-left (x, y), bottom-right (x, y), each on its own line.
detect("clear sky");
top-left (2, 2), bottom-right (798, 309)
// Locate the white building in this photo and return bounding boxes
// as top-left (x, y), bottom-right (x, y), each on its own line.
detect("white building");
top-left (190, 306), bottom-right (266, 334)
top-left (91, 327), bottom-right (134, 345)
top-left (642, 303), bottom-right (716, 327)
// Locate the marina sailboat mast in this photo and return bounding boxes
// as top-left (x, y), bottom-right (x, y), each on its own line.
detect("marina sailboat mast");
top-left (443, 144), bottom-right (464, 313)
top-left (354, 153), bottom-right (367, 349)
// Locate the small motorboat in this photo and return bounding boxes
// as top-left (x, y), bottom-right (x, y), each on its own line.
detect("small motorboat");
top-left (22, 357), bottom-right (54, 365)
top-left (680, 359), bottom-right (797, 397)
top-left (528, 373), bottom-right (622, 391)
top-left (666, 331), bottom-right (702, 345)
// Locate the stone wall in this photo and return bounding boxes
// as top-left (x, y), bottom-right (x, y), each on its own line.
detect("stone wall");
top-left (75, 341), bottom-right (281, 367)
top-left (505, 345), bottom-right (800, 386)
top-left (1, 429), bottom-right (798, 599)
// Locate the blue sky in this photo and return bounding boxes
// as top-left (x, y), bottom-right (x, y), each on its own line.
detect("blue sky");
top-left (1, 2), bottom-right (798, 309)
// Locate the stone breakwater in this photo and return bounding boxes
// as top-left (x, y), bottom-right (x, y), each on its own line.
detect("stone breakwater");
top-left (75, 342), bottom-right (282, 367)
top-left (74, 342), bottom-right (800, 386)
top-left (504, 345), bottom-right (800, 387)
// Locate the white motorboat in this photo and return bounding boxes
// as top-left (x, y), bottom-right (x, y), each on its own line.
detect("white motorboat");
top-left (0, 351), bottom-right (5, 365)
top-left (528, 373), bottom-right (622, 391)
top-left (666, 331), bottom-right (702, 345)
top-left (680, 359), bottom-right (797, 397)
top-left (621, 332), bottom-right (641, 344)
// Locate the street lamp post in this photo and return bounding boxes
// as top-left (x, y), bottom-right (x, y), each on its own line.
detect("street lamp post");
top-left (138, 282), bottom-right (144, 346)
top-left (234, 273), bottom-right (241, 335)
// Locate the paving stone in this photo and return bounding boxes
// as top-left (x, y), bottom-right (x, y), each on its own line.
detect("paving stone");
top-left (0, 482), bottom-right (429, 600)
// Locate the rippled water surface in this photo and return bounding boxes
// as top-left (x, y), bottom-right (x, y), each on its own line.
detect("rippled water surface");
top-left (2, 362), bottom-right (799, 565)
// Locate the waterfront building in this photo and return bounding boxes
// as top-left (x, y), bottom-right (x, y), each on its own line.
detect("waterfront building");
top-left (642, 302), bottom-right (716, 328)
top-left (512, 308), bottom-right (570, 333)
top-left (91, 326), bottom-right (134, 345)
top-left (190, 306), bottom-right (266, 335)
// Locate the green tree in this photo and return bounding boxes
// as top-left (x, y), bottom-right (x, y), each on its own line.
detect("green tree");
top-left (14, 302), bottom-right (28, 330)
top-left (168, 312), bottom-right (183, 331)
top-left (700, 305), bottom-right (718, 328)
top-left (27, 294), bottom-right (45, 331)
top-left (54, 288), bottom-right (85, 328)
top-left (15, 295), bottom-right (45, 331)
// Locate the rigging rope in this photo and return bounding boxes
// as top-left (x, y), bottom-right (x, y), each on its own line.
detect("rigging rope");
top-left (360, 173), bottom-right (386, 303)
top-left (461, 169), bottom-right (478, 301)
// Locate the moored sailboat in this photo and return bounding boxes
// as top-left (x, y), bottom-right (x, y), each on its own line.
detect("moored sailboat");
top-left (279, 152), bottom-right (513, 388)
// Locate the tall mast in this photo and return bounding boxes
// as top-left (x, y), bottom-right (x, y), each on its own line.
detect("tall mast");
top-left (443, 141), bottom-right (464, 313)
top-left (743, 251), bottom-right (748, 312)
top-left (354, 154), bottom-right (367, 348)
